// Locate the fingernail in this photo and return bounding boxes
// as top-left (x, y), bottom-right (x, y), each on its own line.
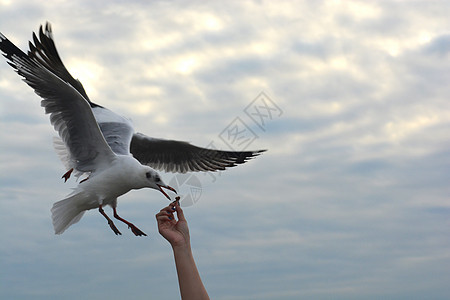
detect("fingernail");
top-left (171, 206), bottom-right (176, 211)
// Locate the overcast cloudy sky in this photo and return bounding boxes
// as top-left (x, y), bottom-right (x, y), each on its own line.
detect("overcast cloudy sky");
top-left (1, 1), bottom-right (449, 299)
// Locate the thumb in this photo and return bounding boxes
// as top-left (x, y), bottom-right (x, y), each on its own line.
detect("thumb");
top-left (175, 204), bottom-right (186, 222)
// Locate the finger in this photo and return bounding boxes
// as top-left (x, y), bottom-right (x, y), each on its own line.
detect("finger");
top-left (175, 204), bottom-right (186, 222)
top-left (156, 209), bottom-right (170, 217)
top-left (171, 196), bottom-right (180, 204)
top-left (158, 206), bottom-right (176, 215)
top-left (166, 207), bottom-right (177, 216)
top-left (157, 215), bottom-right (173, 223)
top-left (156, 210), bottom-right (174, 221)
top-left (160, 204), bottom-right (175, 212)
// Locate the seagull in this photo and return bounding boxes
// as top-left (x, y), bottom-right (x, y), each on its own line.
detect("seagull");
top-left (0, 23), bottom-right (265, 236)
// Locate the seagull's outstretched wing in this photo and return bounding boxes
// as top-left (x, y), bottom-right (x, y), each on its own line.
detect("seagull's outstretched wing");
top-left (25, 23), bottom-right (134, 156)
top-left (92, 106), bottom-right (135, 155)
top-left (130, 133), bottom-right (266, 173)
top-left (0, 28), bottom-right (114, 173)
top-left (27, 23), bottom-right (94, 106)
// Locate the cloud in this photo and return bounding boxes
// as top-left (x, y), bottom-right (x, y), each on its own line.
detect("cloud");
top-left (1, 1), bottom-right (450, 299)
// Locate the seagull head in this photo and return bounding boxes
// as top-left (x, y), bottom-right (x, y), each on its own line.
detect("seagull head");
top-left (144, 168), bottom-right (177, 200)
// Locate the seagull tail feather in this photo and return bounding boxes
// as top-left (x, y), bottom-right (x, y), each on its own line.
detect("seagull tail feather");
top-left (51, 192), bottom-right (87, 234)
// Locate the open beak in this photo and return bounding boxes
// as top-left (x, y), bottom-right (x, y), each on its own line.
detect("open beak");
top-left (157, 184), bottom-right (177, 200)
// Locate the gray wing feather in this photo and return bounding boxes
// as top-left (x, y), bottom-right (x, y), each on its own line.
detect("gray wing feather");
top-left (91, 106), bottom-right (135, 156)
top-left (27, 23), bottom-right (92, 103)
top-left (130, 133), bottom-right (266, 173)
top-left (25, 23), bottom-right (134, 157)
top-left (98, 121), bottom-right (134, 155)
top-left (0, 29), bottom-right (115, 172)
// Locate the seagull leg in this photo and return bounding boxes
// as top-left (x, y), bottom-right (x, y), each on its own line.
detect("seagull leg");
top-left (99, 205), bottom-right (122, 235)
top-left (61, 168), bottom-right (73, 182)
top-left (113, 207), bottom-right (147, 237)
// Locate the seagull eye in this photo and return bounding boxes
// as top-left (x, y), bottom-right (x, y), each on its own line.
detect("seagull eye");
top-left (146, 172), bottom-right (152, 179)
top-left (155, 177), bottom-right (161, 183)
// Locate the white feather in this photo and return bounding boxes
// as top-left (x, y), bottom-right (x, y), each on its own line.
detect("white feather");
top-left (51, 191), bottom-right (87, 234)
top-left (52, 136), bottom-right (86, 180)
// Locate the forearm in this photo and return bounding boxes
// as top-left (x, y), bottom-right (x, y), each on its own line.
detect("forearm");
top-left (172, 244), bottom-right (209, 300)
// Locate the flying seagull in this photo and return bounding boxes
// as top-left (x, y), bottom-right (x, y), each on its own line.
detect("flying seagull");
top-left (0, 23), bottom-right (265, 236)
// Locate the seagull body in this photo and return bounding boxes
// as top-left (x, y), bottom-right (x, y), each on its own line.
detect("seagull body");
top-left (52, 155), bottom-right (162, 236)
top-left (0, 23), bottom-right (265, 236)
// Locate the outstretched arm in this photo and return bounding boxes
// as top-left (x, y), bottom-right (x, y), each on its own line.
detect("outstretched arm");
top-left (156, 201), bottom-right (210, 300)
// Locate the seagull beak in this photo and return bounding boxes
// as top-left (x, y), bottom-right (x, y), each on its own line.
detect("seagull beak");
top-left (157, 184), bottom-right (177, 200)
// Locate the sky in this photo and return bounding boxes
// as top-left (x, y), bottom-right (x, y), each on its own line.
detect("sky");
top-left (0, 0), bottom-right (449, 299)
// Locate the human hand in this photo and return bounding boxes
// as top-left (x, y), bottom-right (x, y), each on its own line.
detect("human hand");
top-left (156, 199), bottom-right (190, 248)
